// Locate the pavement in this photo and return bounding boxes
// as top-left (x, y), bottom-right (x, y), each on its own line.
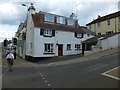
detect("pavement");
top-left (2, 47), bottom-right (120, 68)
top-left (2, 47), bottom-right (120, 88)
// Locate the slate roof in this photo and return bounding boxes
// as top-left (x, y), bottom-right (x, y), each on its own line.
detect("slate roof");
top-left (86, 11), bottom-right (120, 26)
top-left (81, 27), bottom-right (96, 36)
top-left (31, 12), bottom-right (84, 33)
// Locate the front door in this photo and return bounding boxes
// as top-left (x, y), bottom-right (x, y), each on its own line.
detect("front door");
top-left (58, 44), bottom-right (63, 56)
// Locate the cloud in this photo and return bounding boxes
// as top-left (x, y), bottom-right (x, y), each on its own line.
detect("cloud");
top-left (0, 24), bottom-right (18, 42)
top-left (0, 0), bottom-right (119, 42)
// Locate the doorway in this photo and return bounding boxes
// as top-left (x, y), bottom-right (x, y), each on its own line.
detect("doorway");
top-left (58, 44), bottom-right (63, 56)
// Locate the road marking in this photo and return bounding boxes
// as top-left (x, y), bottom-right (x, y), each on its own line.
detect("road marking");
top-left (102, 73), bottom-right (120, 80)
top-left (102, 66), bottom-right (120, 74)
top-left (101, 66), bottom-right (120, 80)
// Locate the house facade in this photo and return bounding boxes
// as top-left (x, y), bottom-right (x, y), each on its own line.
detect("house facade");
top-left (16, 4), bottom-right (95, 60)
top-left (86, 11), bottom-right (120, 35)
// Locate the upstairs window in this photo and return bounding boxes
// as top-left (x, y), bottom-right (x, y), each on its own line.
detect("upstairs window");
top-left (119, 16), bottom-right (120, 23)
top-left (44, 43), bottom-right (54, 53)
top-left (43, 29), bottom-right (52, 36)
top-left (57, 16), bottom-right (65, 24)
top-left (97, 22), bottom-right (101, 28)
top-left (67, 18), bottom-right (74, 26)
top-left (89, 25), bottom-right (91, 29)
top-left (45, 14), bottom-right (54, 23)
top-left (75, 32), bottom-right (84, 38)
top-left (40, 28), bottom-right (55, 37)
top-left (107, 19), bottom-right (110, 26)
top-left (67, 44), bottom-right (71, 50)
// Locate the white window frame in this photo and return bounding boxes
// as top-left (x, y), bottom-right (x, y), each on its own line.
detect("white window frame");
top-left (57, 16), bottom-right (65, 24)
top-left (75, 44), bottom-right (81, 50)
top-left (67, 44), bottom-right (71, 50)
top-left (45, 14), bottom-right (54, 23)
top-left (43, 29), bottom-right (52, 36)
top-left (67, 18), bottom-right (74, 26)
top-left (44, 43), bottom-right (54, 53)
top-left (97, 22), bottom-right (101, 28)
top-left (77, 33), bottom-right (82, 38)
top-left (107, 19), bottom-right (110, 26)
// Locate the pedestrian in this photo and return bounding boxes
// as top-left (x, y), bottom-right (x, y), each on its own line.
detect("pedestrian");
top-left (13, 48), bottom-right (16, 60)
top-left (6, 52), bottom-right (14, 71)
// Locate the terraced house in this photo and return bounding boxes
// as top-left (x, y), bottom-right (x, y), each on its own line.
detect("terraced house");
top-left (16, 4), bottom-right (95, 60)
top-left (86, 11), bottom-right (120, 35)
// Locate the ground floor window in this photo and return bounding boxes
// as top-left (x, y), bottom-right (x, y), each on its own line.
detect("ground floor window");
top-left (75, 44), bottom-right (81, 50)
top-left (44, 43), bottom-right (53, 53)
top-left (67, 44), bottom-right (71, 50)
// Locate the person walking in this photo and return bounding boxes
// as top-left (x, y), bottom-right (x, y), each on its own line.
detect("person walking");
top-left (6, 52), bottom-right (14, 71)
top-left (13, 48), bottom-right (16, 60)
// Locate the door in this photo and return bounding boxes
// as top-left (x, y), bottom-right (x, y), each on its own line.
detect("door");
top-left (82, 43), bottom-right (85, 54)
top-left (58, 44), bottom-right (63, 56)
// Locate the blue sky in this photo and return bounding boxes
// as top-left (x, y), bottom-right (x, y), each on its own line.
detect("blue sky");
top-left (0, 0), bottom-right (119, 42)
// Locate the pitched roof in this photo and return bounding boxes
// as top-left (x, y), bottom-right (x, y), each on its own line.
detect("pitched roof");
top-left (86, 11), bottom-right (120, 26)
top-left (98, 32), bottom-right (120, 40)
top-left (31, 13), bottom-right (84, 33)
top-left (81, 27), bottom-right (96, 36)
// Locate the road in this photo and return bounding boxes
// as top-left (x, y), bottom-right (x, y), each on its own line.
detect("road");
top-left (2, 53), bottom-right (119, 88)
top-left (0, 43), bottom-right (2, 89)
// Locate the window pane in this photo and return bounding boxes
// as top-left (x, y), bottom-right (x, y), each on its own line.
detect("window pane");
top-left (44, 43), bottom-right (54, 53)
top-left (67, 19), bottom-right (74, 26)
top-left (67, 44), bottom-right (71, 50)
top-left (45, 14), bottom-right (54, 22)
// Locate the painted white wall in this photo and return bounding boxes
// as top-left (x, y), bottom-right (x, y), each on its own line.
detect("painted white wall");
top-left (31, 28), bottom-right (95, 57)
top-left (33, 28), bottom-right (82, 57)
top-left (56, 30), bottom-right (82, 56)
top-left (26, 11), bottom-right (35, 56)
top-left (101, 33), bottom-right (119, 50)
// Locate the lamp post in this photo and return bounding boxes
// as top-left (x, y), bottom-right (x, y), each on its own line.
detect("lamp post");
top-left (22, 3), bottom-right (29, 22)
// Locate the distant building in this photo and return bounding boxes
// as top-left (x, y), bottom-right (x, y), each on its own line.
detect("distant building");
top-left (86, 11), bottom-right (120, 35)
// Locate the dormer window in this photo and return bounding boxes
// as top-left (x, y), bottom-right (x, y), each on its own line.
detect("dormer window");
top-left (57, 16), bottom-right (65, 24)
top-left (45, 14), bottom-right (54, 23)
top-left (67, 18), bottom-right (74, 26)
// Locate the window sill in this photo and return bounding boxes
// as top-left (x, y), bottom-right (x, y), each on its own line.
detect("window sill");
top-left (43, 52), bottom-right (55, 54)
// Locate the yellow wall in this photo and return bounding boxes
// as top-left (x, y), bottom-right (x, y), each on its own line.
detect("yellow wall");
top-left (87, 16), bottom-right (119, 35)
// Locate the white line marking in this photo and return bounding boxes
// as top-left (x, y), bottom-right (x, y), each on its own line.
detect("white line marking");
top-left (103, 66), bottom-right (120, 74)
top-left (102, 73), bottom-right (120, 80)
top-left (101, 66), bottom-right (120, 80)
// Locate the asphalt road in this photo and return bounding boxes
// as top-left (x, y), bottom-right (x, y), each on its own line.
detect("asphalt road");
top-left (2, 53), bottom-right (119, 88)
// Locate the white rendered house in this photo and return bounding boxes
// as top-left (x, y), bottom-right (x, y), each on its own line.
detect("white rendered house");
top-left (24, 4), bottom-right (94, 60)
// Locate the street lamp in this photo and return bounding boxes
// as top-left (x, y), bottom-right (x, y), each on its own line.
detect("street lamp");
top-left (22, 3), bottom-right (28, 22)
